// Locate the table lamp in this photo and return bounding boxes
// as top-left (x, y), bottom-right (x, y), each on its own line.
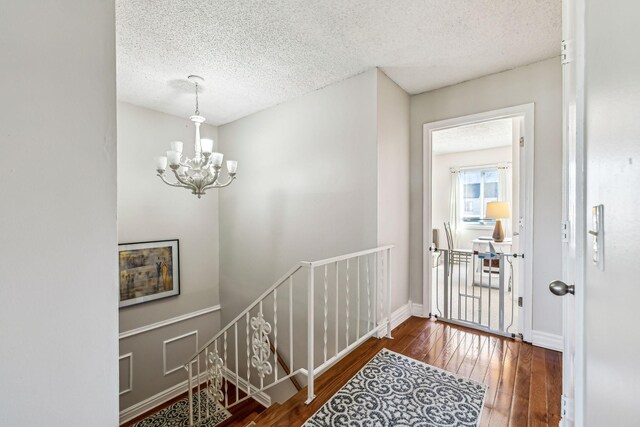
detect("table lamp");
top-left (486, 201), bottom-right (511, 242)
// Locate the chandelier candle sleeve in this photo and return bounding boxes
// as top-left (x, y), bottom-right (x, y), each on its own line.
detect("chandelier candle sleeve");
top-left (200, 138), bottom-right (214, 154)
top-left (155, 156), bottom-right (167, 172)
top-left (171, 141), bottom-right (183, 153)
top-left (227, 160), bottom-right (238, 174)
top-left (154, 74), bottom-right (237, 198)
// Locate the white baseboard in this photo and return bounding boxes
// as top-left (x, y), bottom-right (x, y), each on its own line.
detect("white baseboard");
top-left (531, 330), bottom-right (563, 352)
top-left (119, 370), bottom-right (206, 425)
top-left (222, 367), bottom-right (272, 408)
top-left (409, 301), bottom-right (429, 317)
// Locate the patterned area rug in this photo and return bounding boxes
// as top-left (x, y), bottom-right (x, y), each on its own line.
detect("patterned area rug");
top-left (133, 390), bottom-right (231, 427)
top-left (304, 349), bottom-right (486, 427)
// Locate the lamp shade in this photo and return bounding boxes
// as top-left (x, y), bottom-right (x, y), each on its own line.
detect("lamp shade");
top-left (486, 201), bottom-right (511, 219)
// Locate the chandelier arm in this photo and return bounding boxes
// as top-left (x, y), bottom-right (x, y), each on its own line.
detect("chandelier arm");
top-left (158, 173), bottom-right (192, 189)
top-left (203, 176), bottom-right (236, 191)
top-left (171, 168), bottom-right (196, 189)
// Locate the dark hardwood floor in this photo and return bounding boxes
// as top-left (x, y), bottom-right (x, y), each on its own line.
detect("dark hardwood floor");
top-left (251, 316), bottom-right (562, 427)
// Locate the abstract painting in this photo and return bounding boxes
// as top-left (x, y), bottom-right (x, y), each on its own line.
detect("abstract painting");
top-left (119, 239), bottom-right (180, 308)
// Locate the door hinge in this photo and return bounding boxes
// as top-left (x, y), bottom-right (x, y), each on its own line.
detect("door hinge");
top-left (561, 394), bottom-right (575, 420)
top-left (561, 39), bottom-right (575, 65)
top-left (517, 297), bottom-right (523, 307)
top-left (519, 136), bottom-right (524, 147)
top-left (561, 220), bottom-right (570, 243)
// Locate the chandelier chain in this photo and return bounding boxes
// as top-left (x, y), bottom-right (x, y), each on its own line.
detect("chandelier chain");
top-left (194, 82), bottom-right (200, 116)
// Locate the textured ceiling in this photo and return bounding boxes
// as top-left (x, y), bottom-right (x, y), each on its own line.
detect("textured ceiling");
top-left (116, 0), bottom-right (561, 125)
top-left (432, 118), bottom-right (513, 155)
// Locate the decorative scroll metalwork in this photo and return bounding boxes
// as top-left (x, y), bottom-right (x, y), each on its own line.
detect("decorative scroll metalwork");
top-left (206, 346), bottom-right (224, 405)
top-left (250, 312), bottom-right (273, 378)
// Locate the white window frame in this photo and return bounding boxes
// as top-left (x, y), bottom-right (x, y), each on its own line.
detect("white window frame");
top-left (458, 165), bottom-right (500, 229)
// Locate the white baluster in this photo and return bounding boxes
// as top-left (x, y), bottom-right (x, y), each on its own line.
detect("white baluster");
top-left (188, 362), bottom-right (194, 426)
top-left (205, 347), bottom-right (210, 418)
top-left (335, 261), bottom-right (339, 356)
top-left (346, 258), bottom-right (350, 347)
top-left (274, 289), bottom-right (278, 381)
top-left (246, 312), bottom-right (250, 394)
top-left (289, 276), bottom-right (293, 372)
top-left (197, 346), bottom-right (201, 422)
top-left (259, 300), bottom-right (264, 390)
top-left (323, 264), bottom-right (328, 363)
top-left (224, 331), bottom-right (228, 407)
top-left (306, 265), bottom-right (315, 403)
top-left (386, 248), bottom-right (393, 338)
top-left (234, 323), bottom-right (239, 404)
top-left (366, 255), bottom-right (371, 332)
top-left (356, 256), bottom-right (360, 340)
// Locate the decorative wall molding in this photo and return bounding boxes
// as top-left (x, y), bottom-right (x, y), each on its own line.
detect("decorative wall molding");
top-left (531, 330), bottom-right (563, 352)
top-left (163, 330), bottom-right (198, 376)
top-left (119, 369), bottom-right (206, 425)
top-left (119, 353), bottom-right (133, 396)
top-left (222, 366), bottom-right (272, 408)
top-left (119, 304), bottom-right (221, 340)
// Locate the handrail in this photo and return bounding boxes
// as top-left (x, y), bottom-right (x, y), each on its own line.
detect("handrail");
top-left (302, 244), bottom-right (394, 267)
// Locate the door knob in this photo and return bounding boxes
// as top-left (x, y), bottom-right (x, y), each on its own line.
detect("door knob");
top-left (549, 280), bottom-right (575, 296)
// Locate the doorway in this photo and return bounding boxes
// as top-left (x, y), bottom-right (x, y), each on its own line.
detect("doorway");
top-left (422, 104), bottom-right (535, 341)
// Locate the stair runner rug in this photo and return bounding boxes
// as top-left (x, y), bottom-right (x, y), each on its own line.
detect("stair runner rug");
top-left (133, 390), bottom-right (231, 427)
top-left (304, 349), bottom-right (486, 427)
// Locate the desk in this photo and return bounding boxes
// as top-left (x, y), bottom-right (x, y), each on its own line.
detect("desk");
top-left (471, 238), bottom-right (512, 289)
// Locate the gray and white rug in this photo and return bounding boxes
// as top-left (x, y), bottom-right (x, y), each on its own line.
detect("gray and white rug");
top-left (133, 390), bottom-right (231, 427)
top-left (304, 349), bottom-right (486, 427)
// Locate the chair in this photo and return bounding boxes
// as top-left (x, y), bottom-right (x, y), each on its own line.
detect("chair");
top-left (444, 222), bottom-right (472, 265)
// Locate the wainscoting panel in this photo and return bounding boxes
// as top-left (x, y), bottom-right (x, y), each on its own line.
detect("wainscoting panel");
top-left (119, 307), bottom-right (221, 424)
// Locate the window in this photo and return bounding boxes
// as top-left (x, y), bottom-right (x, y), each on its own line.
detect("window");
top-left (459, 167), bottom-right (499, 227)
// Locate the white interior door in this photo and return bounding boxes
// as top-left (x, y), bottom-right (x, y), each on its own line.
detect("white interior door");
top-left (554, 0), bottom-right (584, 425)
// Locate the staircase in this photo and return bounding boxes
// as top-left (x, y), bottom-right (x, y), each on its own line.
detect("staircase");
top-left (182, 245), bottom-right (394, 426)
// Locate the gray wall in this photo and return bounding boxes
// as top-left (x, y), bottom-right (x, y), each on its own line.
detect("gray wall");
top-left (409, 57), bottom-right (564, 336)
top-left (584, 0), bottom-right (640, 423)
top-left (117, 102), bottom-right (221, 411)
top-left (0, 1), bottom-right (119, 425)
top-left (218, 69), bottom-right (379, 324)
top-left (377, 70), bottom-right (411, 312)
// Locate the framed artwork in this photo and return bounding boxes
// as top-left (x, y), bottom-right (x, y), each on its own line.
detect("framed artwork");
top-left (118, 239), bottom-right (180, 308)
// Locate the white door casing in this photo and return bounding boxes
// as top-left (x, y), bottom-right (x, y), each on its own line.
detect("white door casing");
top-left (422, 104), bottom-right (535, 341)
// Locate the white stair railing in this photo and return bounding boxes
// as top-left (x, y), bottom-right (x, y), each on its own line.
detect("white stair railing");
top-left (183, 245), bottom-right (394, 426)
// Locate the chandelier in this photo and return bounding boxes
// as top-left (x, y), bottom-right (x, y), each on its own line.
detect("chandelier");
top-left (154, 75), bottom-right (237, 198)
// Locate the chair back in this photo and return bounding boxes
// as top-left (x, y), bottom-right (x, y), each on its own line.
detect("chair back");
top-left (444, 222), bottom-right (454, 250)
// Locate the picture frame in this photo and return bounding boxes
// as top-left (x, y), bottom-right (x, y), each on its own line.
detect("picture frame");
top-left (118, 239), bottom-right (180, 308)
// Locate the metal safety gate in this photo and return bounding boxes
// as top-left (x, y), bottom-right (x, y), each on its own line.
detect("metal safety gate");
top-left (429, 247), bottom-right (523, 338)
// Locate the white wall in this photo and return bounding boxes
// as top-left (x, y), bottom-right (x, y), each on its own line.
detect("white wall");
top-left (432, 147), bottom-right (513, 250)
top-left (583, 0), bottom-right (640, 423)
top-left (0, 1), bottom-right (118, 425)
top-left (377, 70), bottom-right (411, 312)
top-left (117, 102), bottom-right (221, 411)
top-left (218, 69), bottom-right (378, 323)
top-left (410, 58), bottom-right (563, 337)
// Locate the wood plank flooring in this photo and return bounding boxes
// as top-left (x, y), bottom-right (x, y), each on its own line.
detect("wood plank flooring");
top-left (251, 316), bottom-right (562, 427)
